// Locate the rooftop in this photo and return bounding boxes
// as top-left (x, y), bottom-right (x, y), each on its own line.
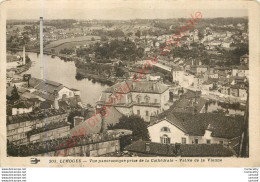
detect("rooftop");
top-left (180, 144), bottom-right (235, 157)
top-left (104, 80), bottom-right (169, 94)
top-left (125, 140), bottom-right (176, 156)
top-left (149, 112), bottom-right (244, 139)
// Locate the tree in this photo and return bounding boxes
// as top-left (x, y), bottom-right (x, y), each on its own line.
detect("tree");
top-left (111, 115), bottom-right (150, 141)
top-left (9, 85), bottom-right (20, 103)
top-left (115, 67), bottom-right (125, 77)
top-left (100, 35), bottom-right (108, 42)
top-left (198, 30), bottom-right (204, 40)
top-left (7, 140), bottom-right (18, 156)
top-left (135, 30), bottom-right (141, 38)
top-left (23, 74), bottom-right (31, 87)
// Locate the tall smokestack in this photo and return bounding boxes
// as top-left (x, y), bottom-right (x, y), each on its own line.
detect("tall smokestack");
top-left (23, 46), bottom-right (26, 65)
top-left (40, 17), bottom-right (44, 79)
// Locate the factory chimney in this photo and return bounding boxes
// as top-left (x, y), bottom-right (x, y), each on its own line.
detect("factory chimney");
top-left (23, 46), bottom-right (26, 65)
top-left (40, 17), bottom-right (44, 79)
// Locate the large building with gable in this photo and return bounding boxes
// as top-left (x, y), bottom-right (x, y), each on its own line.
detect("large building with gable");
top-left (96, 80), bottom-right (170, 122)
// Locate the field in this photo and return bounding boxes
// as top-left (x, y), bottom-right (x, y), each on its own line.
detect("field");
top-left (44, 36), bottom-right (101, 51)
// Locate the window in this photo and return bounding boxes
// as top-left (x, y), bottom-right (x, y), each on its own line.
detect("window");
top-left (160, 135), bottom-right (170, 144)
top-left (219, 141), bottom-right (223, 144)
top-left (182, 137), bottom-right (186, 144)
top-left (146, 111), bottom-right (149, 116)
top-left (195, 139), bottom-right (199, 144)
top-left (145, 96), bottom-right (150, 103)
top-left (136, 95), bottom-right (141, 103)
top-left (137, 110), bottom-right (140, 115)
top-left (206, 139), bottom-right (211, 144)
top-left (161, 127), bottom-right (170, 132)
top-left (154, 99), bottom-right (157, 103)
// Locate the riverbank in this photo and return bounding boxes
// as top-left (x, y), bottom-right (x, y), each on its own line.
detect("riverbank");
top-left (8, 48), bottom-right (114, 86)
top-left (76, 68), bottom-right (115, 86)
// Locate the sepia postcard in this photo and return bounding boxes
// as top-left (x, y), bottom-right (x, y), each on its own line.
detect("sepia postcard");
top-left (0, 0), bottom-right (259, 167)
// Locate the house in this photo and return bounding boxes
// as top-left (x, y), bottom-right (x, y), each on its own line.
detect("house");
top-left (128, 67), bottom-right (152, 81)
top-left (218, 83), bottom-right (230, 95)
top-left (230, 85), bottom-right (240, 97)
top-left (28, 77), bottom-right (78, 105)
top-left (97, 80), bottom-right (170, 122)
top-left (172, 90), bottom-right (206, 114)
top-left (202, 80), bottom-right (214, 91)
top-left (182, 73), bottom-right (195, 87)
top-left (193, 74), bottom-right (204, 89)
top-left (148, 112), bottom-right (243, 145)
top-left (240, 54), bottom-right (249, 65)
top-left (196, 65), bottom-right (208, 74)
top-left (221, 40), bottom-right (232, 48)
top-left (172, 66), bottom-right (184, 84)
top-left (232, 65), bottom-right (249, 78)
top-left (12, 101), bottom-right (33, 115)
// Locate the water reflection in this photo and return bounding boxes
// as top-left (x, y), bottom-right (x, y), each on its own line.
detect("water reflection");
top-left (205, 100), bottom-right (245, 116)
top-left (24, 52), bottom-right (109, 106)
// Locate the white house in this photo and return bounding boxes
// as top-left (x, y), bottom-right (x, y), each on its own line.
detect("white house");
top-left (12, 102), bottom-right (33, 115)
top-left (148, 112), bottom-right (243, 145)
top-left (172, 67), bottom-right (184, 84)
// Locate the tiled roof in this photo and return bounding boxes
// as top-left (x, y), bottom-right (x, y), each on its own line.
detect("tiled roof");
top-left (180, 144), bottom-right (235, 157)
top-left (125, 140), bottom-right (176, 156)
top-left (240, 54), bottom-right (249, 58)
top-left (104, 80), bottom-right (168, 94)
top-left (149, 112), bottom-right (244, 139)
top-left (12, 101), bottom-right (33, 109)
top-left (29, 77), bottom-right (64, 94)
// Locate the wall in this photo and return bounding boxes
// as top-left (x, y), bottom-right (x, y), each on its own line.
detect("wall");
top-left (29, 125), bottom-right (70, 143)
top-left (148, 119), bottom-right (186, 144)
top-left (35, 139), bottom-right (120, 157)
top-left (58, 87), bottom-right (75, 100)
top-left (7, 112), bottom-right (68, 145)
top-left (12, 107), bottom-right (33, 115)
top-left (133, 105), bottom-right (160, 122)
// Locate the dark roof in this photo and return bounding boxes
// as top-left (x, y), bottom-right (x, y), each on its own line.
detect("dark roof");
top-left (180, 144), bottom-right (235, 157)
top-left (240, 54), bottom-right (249, 58)
top-left (149, 112), bottom-right (244, 139)
top-left (181, 90), bottom-right (201, 99)
top-left (104, 80), bottom-right (168, 94)
top-left (29, 77), bottom-right (65, 94)
top-left (125, 141), bottom-right (176, 156)
top-left (12, 102), bottom-right (33, 109)
top-left (129, 67), bottom-right (153, 74)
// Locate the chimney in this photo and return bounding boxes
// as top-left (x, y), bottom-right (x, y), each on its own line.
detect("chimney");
top-left (145, 142), bottom-right (150, 152)
top-left (40, 17), bottom-right (44, 79)
top-left (74, 116), bottom-right (84, 127)
top-left (23, 46), bottom-right (26, 65)
top-left (53, 90), bottom-right (59, 110)
top-left (132, 82), bottom-right (136, 89)
top-left (152, 82), bottom-right (156, 91)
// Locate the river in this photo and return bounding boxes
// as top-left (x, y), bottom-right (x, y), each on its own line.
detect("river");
top-left (24, 52), bottom-right (109, 106)
top-left (205, 100), bottom-right (245, 116)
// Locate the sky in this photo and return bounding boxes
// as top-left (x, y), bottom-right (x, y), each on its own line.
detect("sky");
top-left (5, 0), bottom-right (248, 20)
